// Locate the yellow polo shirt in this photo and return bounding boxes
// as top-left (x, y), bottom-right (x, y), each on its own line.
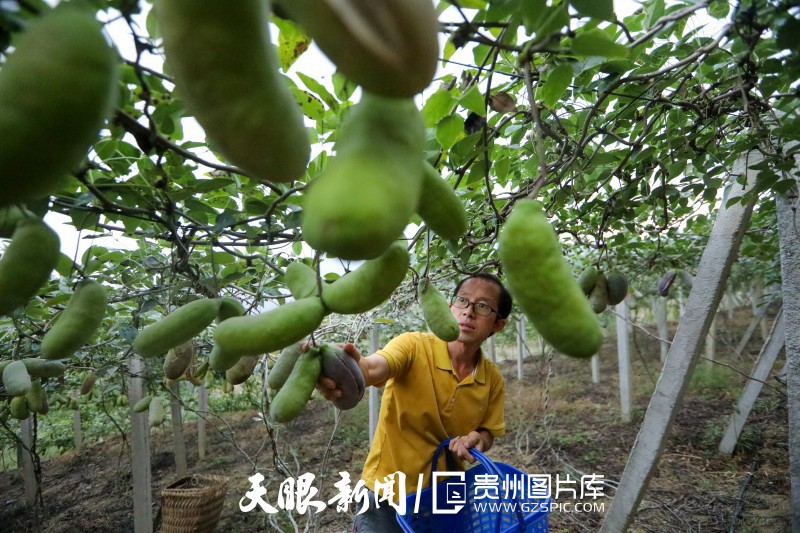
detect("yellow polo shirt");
top-left (360, 332), bottom-right (506, 500)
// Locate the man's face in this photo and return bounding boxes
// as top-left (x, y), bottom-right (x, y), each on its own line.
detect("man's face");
top-left (449, 277), bottom-right (507, 344)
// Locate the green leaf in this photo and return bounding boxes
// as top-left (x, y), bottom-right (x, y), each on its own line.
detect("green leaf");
top-left (571, 29), bottom-right (629, 58)
top-left (570, 0), bottom-right (615, 21)
top-left (69, 209), bottom-right (100, 231)
top-left (274, 17), bottom-right (310, 71)
top-left (422, 89), bottom-right (457, 127)
top-left (192, 178), bottom-right (234, 193)
top-left (297, 72), bottom-right (339, 110)
top-left (459, 85), bottom-right (486, 116)
top-left (520, 1), bottom-right (569, 39)
top-left (292, 241), bottom-right (303, 256)
top-left (436, 115), bottom-right (465, 150)
top-left (539, 63), bottom-right (574, 109)
top-left (213, 211), bottom-right (238, 233)
top-left (458, 0), bottom-right (487, 8)
top-left (777, 16), bottom-right (800, 52)
top-left (707, 0), bottom-right (730, 20)
top-left (55, 253), bottom-right (75, 278)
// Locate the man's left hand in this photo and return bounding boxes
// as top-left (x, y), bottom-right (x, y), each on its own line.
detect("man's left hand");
top-left (448, 431), bottom-right (485, 464)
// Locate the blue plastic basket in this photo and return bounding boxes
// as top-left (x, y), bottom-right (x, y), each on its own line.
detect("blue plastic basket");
top-left (396, 439), bottom-right (549, 533)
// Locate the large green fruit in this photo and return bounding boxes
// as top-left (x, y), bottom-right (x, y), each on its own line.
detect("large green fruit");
top-left (0, 206), bottom-right (26, 238)
top-left (418, 278), bottom-right (460, 342)
top-left (321, 242), bottom-right (409, 314)
top-left (132, 298), bottom-right (221, 357)
top-left (606, 271), bottom-right (628, 306)
top-left (133, 395), bottom-right (153, 413)
top-left (40, 279), bottom-right (107, 359)
top-left (22, 358), bottom-right (66, 378)
top-left (153, 0), bottom-right (309, 183)
top-left (588, 273), bottom-right (609, 314)
top-left (3, 360), bottom-right (32, 396)
top-left (80, 372), bottom-right (97, 396)
top-left (216, 297), bottom-right (246, 323)
top-left (0, 218), bottom-right (61, 316)
top-left (208, 343), bottom-right (242, 373)
top-left (498, 200), bottom-right (602, 358)
top-left (267, 342), bottom-right (304, 390)
top-left (148, 396), bottom-right (165, 428)
top-left (274, 0), bottom-right (438, 98)
top-left (10, 395), bottom-right (30, 420)
top-left (302, 94), bottom-right (424, 260)
top-left (577, 266), bottom-right (598, 296)
top-left (25, 380), bottom-right (46, 414)
top-left (0, 4), bottom-right (118, 207)
top-left (214, 297), bottom-right (326, 357)
top-left (270, 347), bottom-right (321, 423)
top-left (284, 262), bottom-right (318, 299)
top-left (417, 163), bottom-right (468, 241)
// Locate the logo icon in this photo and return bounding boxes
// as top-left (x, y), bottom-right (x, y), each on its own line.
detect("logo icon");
top-left (432, 472), bottom-right (466, 514)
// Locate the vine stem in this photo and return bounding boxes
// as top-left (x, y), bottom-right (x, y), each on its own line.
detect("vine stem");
top-left (523, 62), bottom-right (547, 201)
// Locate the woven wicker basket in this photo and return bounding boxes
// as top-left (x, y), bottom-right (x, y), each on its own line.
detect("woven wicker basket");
top-left (161, 474), bottom-right (229, 533)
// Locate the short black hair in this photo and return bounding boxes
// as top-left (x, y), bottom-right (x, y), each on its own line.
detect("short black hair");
top-left (452, 273), bottom-right (513, 320)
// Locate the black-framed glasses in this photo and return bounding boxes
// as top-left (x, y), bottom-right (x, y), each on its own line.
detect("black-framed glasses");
top-left (450, 295), bottom-right (498, 317)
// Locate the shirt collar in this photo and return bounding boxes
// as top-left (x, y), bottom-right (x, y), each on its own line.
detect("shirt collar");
top-left (434, 340), bottom-right (487, 384)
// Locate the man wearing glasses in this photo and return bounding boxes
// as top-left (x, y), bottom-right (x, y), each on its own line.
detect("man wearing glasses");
top-left (318, 273), bottom-right (512, 532)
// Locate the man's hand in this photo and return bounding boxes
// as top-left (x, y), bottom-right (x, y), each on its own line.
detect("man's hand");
top-left (449, 430), bottom-right (493, 464)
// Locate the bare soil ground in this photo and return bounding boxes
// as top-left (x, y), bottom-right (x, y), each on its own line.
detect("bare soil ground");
top-left (0, 307), bottom-right (790, 532)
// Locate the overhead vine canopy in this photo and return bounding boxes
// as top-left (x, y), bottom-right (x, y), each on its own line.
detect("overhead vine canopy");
top-left (0, 0), bottom-right (797, 329)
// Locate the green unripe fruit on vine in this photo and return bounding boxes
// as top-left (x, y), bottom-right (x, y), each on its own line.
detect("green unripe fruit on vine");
top-left (606, 271), bottom-right (628, 306)
top-left (589, 273), bottom-right (609, 314)
top-left (208, 343), bottom-right (242, 373)
top-left (225, 355), bottom-right (260, 386)
top-left (577, 266), bottom-right (598, 296)
top-left (25, 381), bottom-right (46, 414)
top-left (321, 242), bottom-right (409, 314)
top-left (0, 218), bottom-right (61, 316)
top-left (163, 340), bottom-right (194, 380)
top-left (80, 372), bottom-right (98, 396)
top-left (22, 359), bottom-right (66, 378)
top-left (498, 200), bottom-right (602, 358)
top-left (417, 163), bottom-right (468, 241)
top-left (40, 280), bottom-right (108, 360)
top-left (194, 361), bottom-right (209, 380)
top-left (270, 347), bottom-right (321, 424)
top-left (10, 396), bottom-right (30, 420)
top-left (302, 94), bottom-right (424, 260)
top-left (267, 342), bottom-right (304, 390)
top-left (419, 279), bottom-right (460, 342)
top-left (216, 297), bottom-right (246, 324)
top-left (285, 262), bottom-right (318, 299)
top-left (3, 360), bottom-right (32, 397)
top-left (133, 395), bottom-right (153, 413)
top-left (154, 0), bottom-right (310, 182)
top-left (0, 4), bottom-right (119, 207)
top-left (133, 298), bottom-right (221, 357)
top-left (274, 0), bottom-right (439, 98)
top-left (148, 396), bottom-right (165, 428)
top-left (0, 206), bottom-right (26, 238)
top-left (214, 297), bottom-right (326, 357)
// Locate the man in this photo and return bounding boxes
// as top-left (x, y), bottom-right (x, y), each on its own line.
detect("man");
top-left (318, 273), bottom-right (512, 532)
